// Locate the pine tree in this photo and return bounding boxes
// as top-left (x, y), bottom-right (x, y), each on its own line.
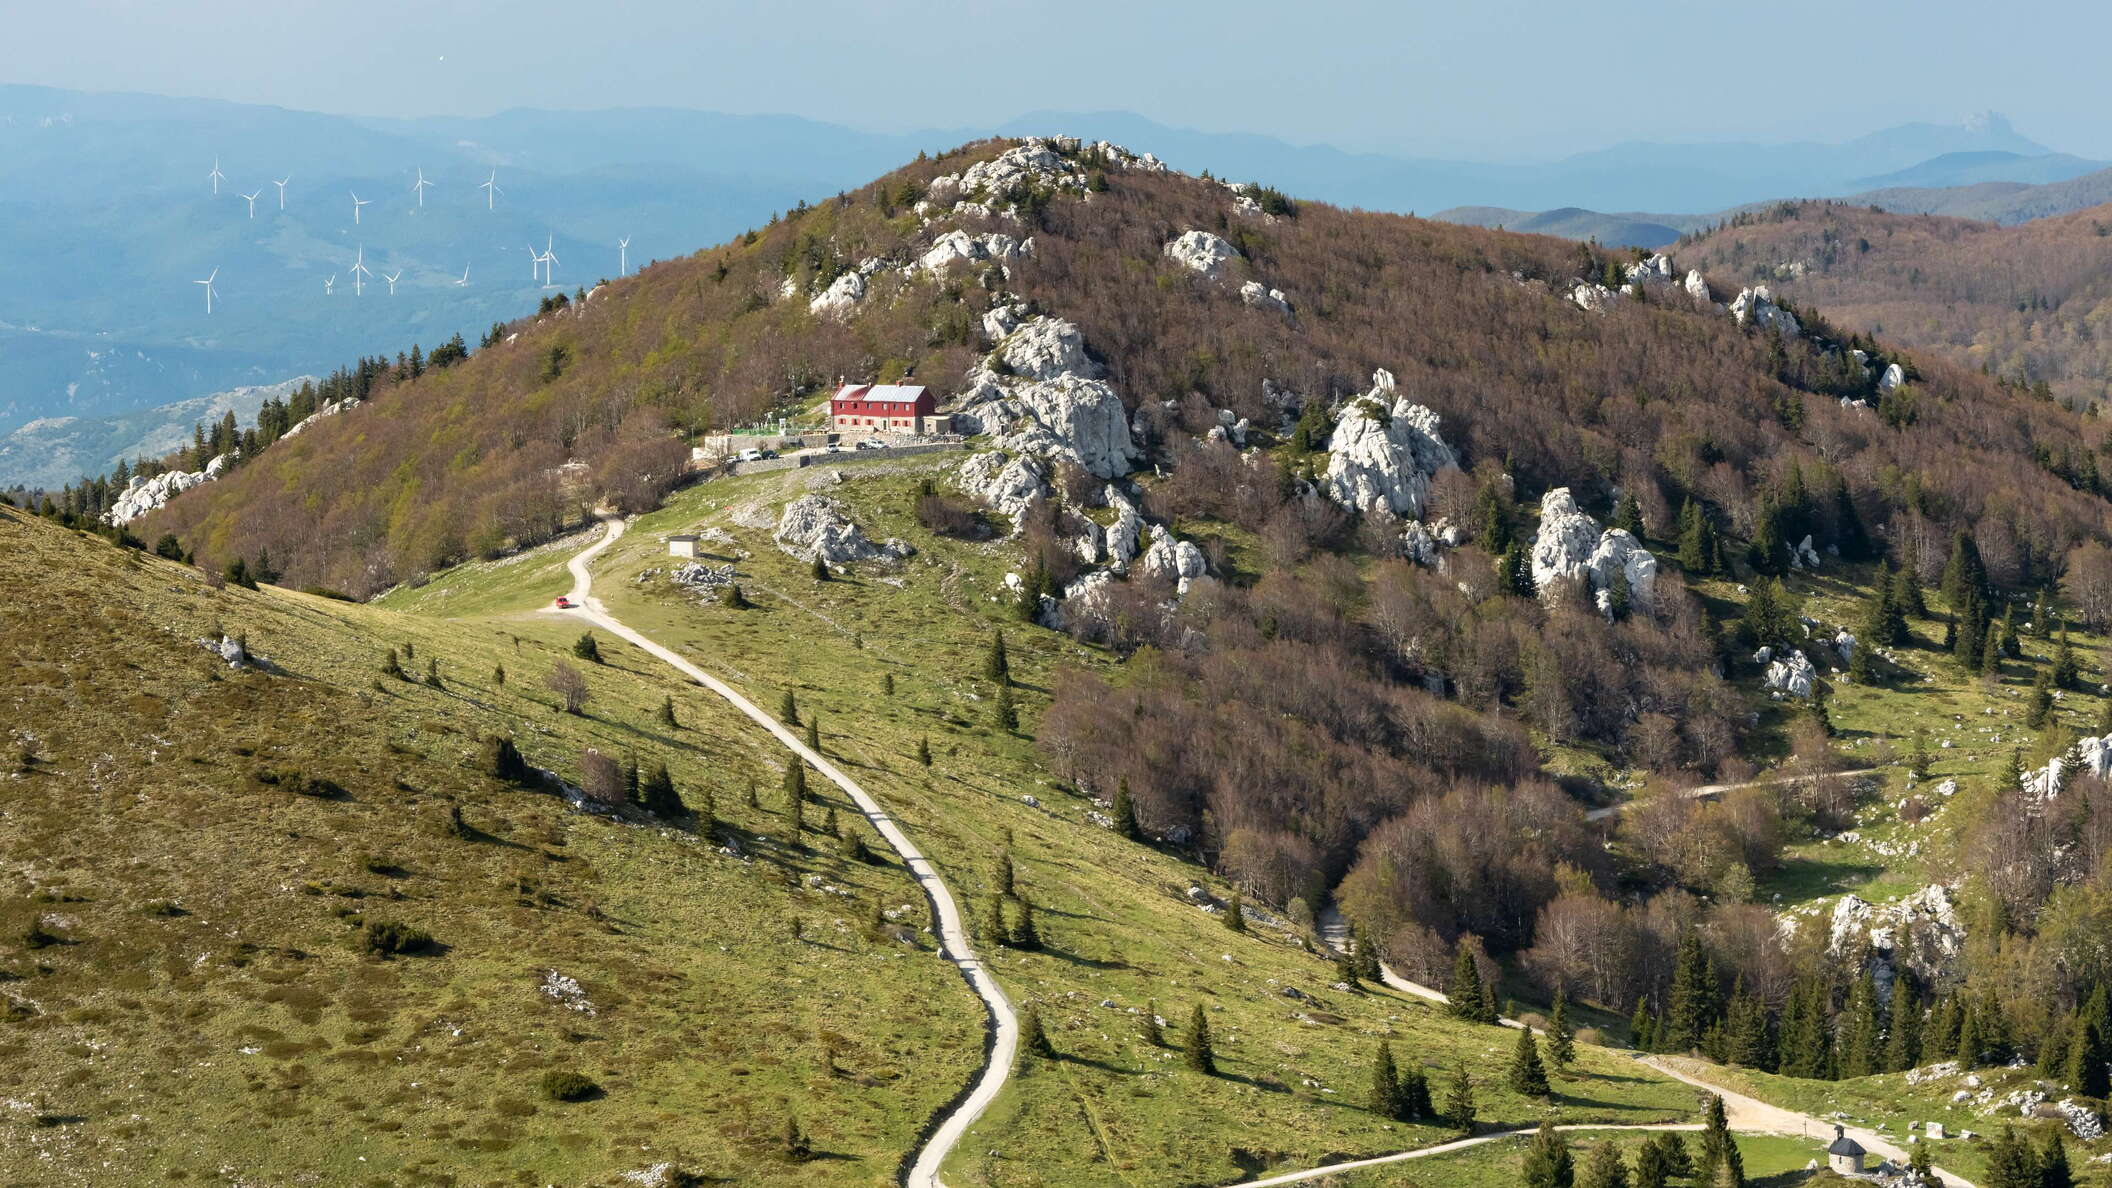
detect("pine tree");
top-left (1549, 987), bottom-right (1576, 1069)
top-left (1663, 932), bottom-right (1713, 1053)
top-left (1223, 890), bottom-right (1245, 933)
top-left (1523, 1120), bottom-right (1574, 1188)
top-left (1184, 1004), bottom-right (1216, 1075)
top-left (572, 631), bottom-right (602, 663)
top-left (1450, 939), bottom-right (1495, 1024)
top-left (779, 689), bottom-right (799, 726)
top-left (1021, 1006), bottom-right (1054, 1058)
top-left (658, 695), bottom-right (678, 729)
top-left (1443, 1066), bottom-right (1475, 1135)
top-left (2041, 1130), bottom-right (2075, 1188)
top-left (637, 763), bottom-right (684, 817)
top-left (2054, 625), bottom-right (2081, 690)
top-left (1884, 980), bottom-right (1920, 1072)
top-left (1676, 499), bottom-right (1716, 575)
top-left (1611, 492), bottom-right (1643, 537)
top-left (984, 630), bottom-right (1010, 683)
top-left (1580, 1141), bottom-right (1630, 1188)
top-left (1112, 778), bottom-right (1141, 840)
top-left (1139, 1000), bottom-right (1164, 1047)
top-left (1634, 1137), bottom-right (1670, 1188)
top-left (1370, 1041), bottom-right (1402, 1118)
top-left (1510, 1025), bottom-right (1551, 1097)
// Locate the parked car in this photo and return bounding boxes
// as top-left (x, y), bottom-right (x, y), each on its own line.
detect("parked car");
top-left (856, 438), bottom-right (888, 450)
top-left (823, 442), bottom-right (848, 453)
top-left (758, 449), bottom-right (779, 459)
top-left (735, 448), bottom-right (763, 462)
top-left (553, 596), bottom-right (575, 609)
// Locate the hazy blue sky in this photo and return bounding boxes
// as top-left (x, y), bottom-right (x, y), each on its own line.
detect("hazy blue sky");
top-left (9, 0), bottom-right (2109, 158)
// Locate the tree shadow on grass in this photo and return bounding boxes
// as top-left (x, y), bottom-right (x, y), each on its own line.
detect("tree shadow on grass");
top-left (1032, 944), bottom-right (1133, 971)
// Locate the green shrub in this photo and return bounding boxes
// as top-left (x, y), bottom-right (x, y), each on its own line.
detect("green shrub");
top-left (540, 1070), bottom-right (599, 1102)
top-left (359, 920), bottom-right (433, 958)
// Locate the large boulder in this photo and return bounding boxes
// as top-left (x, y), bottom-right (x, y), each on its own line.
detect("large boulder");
top-left (773, 495), bottom-right (912, 565)
top-left (1319, 370), bottom-right (1459, 518)
top-left (1104, 486), bottom-right (1143, 570)
top-left (1763, 649), bottom-right (1818, 698)
top-left (1240, 281), bottom-right (1292, 314)
top-left (1624, 254), bottom-right (1675, 284)
top-left (1141, 533), bottom-right (1208, 594)
top-left (920, 230), bottom-right (1029, 274)
top-left (2024, 733), bottom-right (2112, 799)
top-left (1571, 282), bottom-right (1619, 312)
top-left (1164, 230), bottom-right (1239, 277)
top-left (1683, 269), bottom-right (1713, 303)
top-left (954, 315), bottom-right (1138, 479)
top-left (1730, 285), bottom-right (1802, 337)
top-left (808, 270), bottom-right (866, 317)
top-left (1879, 362), bottom-right (1907, 392)
top-left (1528, 488), bottom-right (1657, 611)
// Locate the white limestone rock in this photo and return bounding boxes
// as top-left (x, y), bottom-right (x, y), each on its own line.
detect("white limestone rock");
top-left (1319, 370), bottom-right (1459, 518)
top-left (991, 315), bottom-right (1099, 380)
top-left (807, 269), bottom-right (866, 317)
top-left (1834, 630), bottom-right (1857, 662)
top-left (1624, 254), bottom-right (1675, 284)
top-left (954, 315), bottom-right (1137, 479)
top-left (1141, 533), bottom-right (1208, 594)
top-left (1164, 230), bottom-right (1239, 277)
top-left (773, 495), bottom-right (913, 565)
top-left (1104, 486), bottom-right (1143, 570)
top-left (104, 454), bottom-right (235, 525)
top-left (1529, 488), bottom-right (1657, 611)
top-left (1879, 362), bottom-right (1907, 392)
top-left (1240, 281), bottom-right (1291, 314)
top-left (1730, 285), bottom-right (1802, 337)
top-left (956, 451), bottom-right (1051, 530)
top-left (281, 397), bottom-right (356, 440)
top-left (1791, 534), bottom-right (1823, 569)
top-left (1683, 269), bottom-right (1713, 303)
top-left (1822, 885), bottom-right (1965, 990)
top-left (1763, 649), bottom-right (1818, 698)
top-left (1571, 282), bottom-right (1619, 312)
top-left (920, 229), bottom-right (1029, 274)
top-left (2024, 733), bottom-right (2112, 799)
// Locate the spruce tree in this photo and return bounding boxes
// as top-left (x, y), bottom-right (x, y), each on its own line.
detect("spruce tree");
top-left (1112, 778), bottom-right (1141, 840)
top-left (1940, 530), bottom-right (1988, 617)
top-left (811, 555), bottom-right (830, 581)
top-left (2054, 625), bottom-right (2081, 690)
top-left (984, 630), bottom-right (1010, 683)
top-left (1184, 1004), bottom-right (1216, 1075)
top-left (637, 763), bottom-right (684, 817)
top-left (1580, 1141), bottom-right (1630, 1188)
top-left (2028, 668), bottom-right (2055, 730)
top-left (1611, 492), bottom-right (1643, 537)
top-left (1370, 1041), bottom-right (1402, 1118)
top-left (1985, 1128), bottom-right (2035, 1188)
top-left (1840, 972), bottom-right (1882, 1078)
top-left (2041, 1130), bottom-right (2075, 1188)
top-left (1443, 1066), bottom-right (1475, 1135)
top-left (1501, 541), bottom-right (1537, 598)
top-left (1475, 479), bottom-right (1514, 553)
top-left (1523, 1119), bottom-right (1574, 1188)
top-left (804, 715), bottom-right (820, 752)
top-left (1860, 573), bottom-right (1908, 648)
top-left (572, 631), bottom-right (602, 663)
top-left (1663, 932), bottom-right (1713, 1053)
top-left (1892, 544), bottom-right (1929, 618)
top-left (2033, 586), bottom-right (2056, 639)
top-left (1223, 890), bottom-right (1245, 933)
top-left (1634, 1137), bottom-right (1670, 1188)
top-left (1450, 939), bottom-right (1495, 1024)
top-left (2067, 1013), bottom-right (2111, 1098)
top-left (1510, 1025), bottom-right (1551, 1097)
top-left (1139, 1000), bottom-right (1164, 1047)
top-left (781, 1115), bottom-right (813, 1162)
top-left (1884, 981), bottom-right (1920, 1073)
top-left (1021, 1006), bottom-right (1054, 1058)
top-left (1399, 1063), bottom-right (1432, 1119)
top-left (1631, 999), bottom-right (1656, 1052)
top-left (493, 663), bottom-right (506, 686)
top-left (1695, 1095), bottom-right (1735, 1184)
top-left (1676, 499), bottom-right (1715, 575)
top-left (1549, 987), bottom-right (1576, 1069)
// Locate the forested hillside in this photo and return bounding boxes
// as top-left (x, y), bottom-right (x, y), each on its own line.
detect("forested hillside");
top-left (1679, 198), bottom-right (2112, 411)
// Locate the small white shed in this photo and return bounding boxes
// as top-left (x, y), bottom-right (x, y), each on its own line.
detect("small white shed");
top-left (668, 534), bottom-right (700, 558)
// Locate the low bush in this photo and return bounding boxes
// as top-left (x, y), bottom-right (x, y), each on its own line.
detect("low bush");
top-left (540, 1070), bottom-right (599, 1102)
top-left (359, 920), bottom-right (433, 958)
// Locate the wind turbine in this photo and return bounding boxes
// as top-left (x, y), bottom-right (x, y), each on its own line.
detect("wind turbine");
top-left (541, 234), bottom-right (559, 288)
top-left (383, 270), bottom-right (402, 296)
top-left (194, 267), bottom-right (219, 314)
top-left (618, 235), bottom-right (630, 276)
top-left (273, 177), bottom-right (289, 210)
top-left (480, 168), bottom-right (502, 211)
top-left (324, 274), bottom-right (336, 296)
top-left (208, 156), bottom-right (225, 195)
top-left (351, 245), bottom-right (371, 296)
top-left (240, 190), bottom-right (261, 218)
top-left (350, 191), bottom-right (371, 225)
top-left (411, 167), bottom-right (433, 208)
top-left (455, 264), bottom-right (470, 287)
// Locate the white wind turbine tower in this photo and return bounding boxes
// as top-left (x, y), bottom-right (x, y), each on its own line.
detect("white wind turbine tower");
top-left (273, 177), bottom-right (289, 210)
top-left (525, 242), bottom-right (543, 284)
top-left (324, 274), bottom-right (336, 296)
top-left (208, 156), bottom-right (225, 195)
top-left (240, 190), bottom-right (261, 218)
top-left (350, 245), bottom-right (372, 296)
top-left (350, 191), bottom-right (372, 225)
top-left (411, 167), bottom-right (434, 208)
top-left (618, 235), bottom-right (630, 276)
top-left (383, 269), bottom-right (402, 296)
top-left (541, 234), bottom-right (559, 289)
top-left (455, 264), bottom-right (470, 287)
top-left (480, 168), bottom-right (502, 210)
top-left (194, 267), bottom-right (219, 314)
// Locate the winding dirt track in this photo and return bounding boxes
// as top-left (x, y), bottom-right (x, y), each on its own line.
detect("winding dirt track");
top-left (552, 516), bottom-right (1014, 1188)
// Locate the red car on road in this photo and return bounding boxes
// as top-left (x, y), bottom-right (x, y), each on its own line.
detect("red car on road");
top-left (553, 596), bottom-right (575, 609)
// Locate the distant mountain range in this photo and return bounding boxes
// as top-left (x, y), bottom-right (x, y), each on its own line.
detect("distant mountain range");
top-left (0, 377), bottom-right (313, 491)
top-left (1, 85), bottom-right (2098, 467)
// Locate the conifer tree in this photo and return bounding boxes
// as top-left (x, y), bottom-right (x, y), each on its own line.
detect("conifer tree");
top-left (994, 684), bottom-right (1019, 731)
top-left (1580, 1141), bottom-right (1630, 1188)
top-left (983, 893), bottom-right (1009, 945)
top-left (572, 631), bottom-right (602, 663)
top-left (1985, 1128), bottom-right (2035, 1188)
top-left (2054, 625), bottom-right (2081, 690)
top-left (1112, 778), bottom-right (1141, 840)
top-left (1021, 1006), bottom-right (1054, 1058)
top-left (781, 1115), bottom-right (812, 1162)
top-left (1501, 541), bottom-right (1537, 598)
top-left (1884, 980), bottom-right (1920, 1073)
top-left (1523, 1120), bottom-right (1574, 1188)
top-left (1999, 602), bottom-right (2022, 657)
top-left (1861, 572), bottom-right (1908, 648)
top-left (1695, 1095), bottom-right (1735, 1184)
top-left (2033, 586), bottom-right (2056, 639)
top-left (1941, 531), bottom-right (1988, 617)
top-left (1510, 1025), bottom-right (1551, 1097)
top-left (811, 555), bottom-right (830, 581)
top-left (1631, 999), bottom-right (1656, 1052)
top-left (1400, 1062), bottom-right (1432, 1118)
top-left (1224, 890), bottom-right (1245, 933)
top-left (1139, 1000), bottom-right (1164, 1047)
top-left (1893, 542), bottom-right (1929, 618)
top-left (1634, 1137), bottom-right (1670, 1188)
top-left (2067, 1012), bottom-right (2111, 1099)
top-left (637, 763), bottom-right (685, 817)
top-left (1548, 987), bottom-right (1576, 1069)
top-left (1370, 1041), bottom-right (1402, 1118)
top-left (1981, 628), bottom-right (2003, 677)
top-left (2041, 1130), bottom-right (2075, 1188)
top-left (1450, 939), bottom-right (1495, 1024)
top-left (1724, 979), bottom-right (1775, 1070)
top-left (1443, 1066), bottom-right (1475, 1135)
top-left (984, 630), bottom-right (1010, 683)
top-left (1184, 1004), bottom-right (1216, 1075)
top-left (382, 647), bottom-right (404, 678)
top-left (1474, 479), bottom-right (1514, 553)
top-left (1840, 972), bottom-right (1882, 1078)
top-left (1833, 484), bottom-right (1871, 561)
top-left (2028, 668), bottom-right (2055, 730)
top-left (1741, 579), bottom-right (1796, 649)
top-left (493, 662), bottom-right (506, 686)
top-left (1663, 932), bottom-right (1714, 1053)
top-left (1676, 499), bottom-right (1716, 575)
top-left (1611, 492), bottom-right (1643, 537)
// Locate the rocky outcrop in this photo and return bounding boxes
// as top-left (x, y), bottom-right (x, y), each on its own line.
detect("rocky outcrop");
top-left (1879, 362), bottom-right (1907, 392)
top-left (1165, 230), bottom-right (1239, 277)
top-left (105, 453), bottom-right (235, 525)
top-left (956, 451), bottom-right (1052, 529)
top-left (1790, 534), bottom-right (1823, 569)
top-left (1319, 370), bottom-right (1459, 518)
top-left (1141, 533), bottom-right (1208, 594)
top-left (1683, 269), bottom-right (1712, 303)
top-left (955, 315), bottom-right (1138, 479)
top-left (920, 230), bottom-right (1030, 274)
top-left (1240, 281), bottom-right (1291, 314)
top-left (808, 269), bottom-right (866, 316)
top-left (281, 397), bottom-right (356, 440)
top-left (1824, 885), bottom-right (1965, 993)
top-left (1730, 285), bottom-right (1802, 337)
top-left (1104, 486), bottom-right (1143, 570)
top-left (925, 137), bottom-right (1165, 213)
top-left (1571, 282), bottom-right (1619, 312)
top-left (2023, 733), bottom-right (2112, 799)
top-left (1529, 488), bottom-right (1658, 612)
top-left (1764, 649), bottom-right (1818, 698)
top-left (1623, 254), bottom-right (1675, 285)
top-left (773, 495), bottom-right (913, 565)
